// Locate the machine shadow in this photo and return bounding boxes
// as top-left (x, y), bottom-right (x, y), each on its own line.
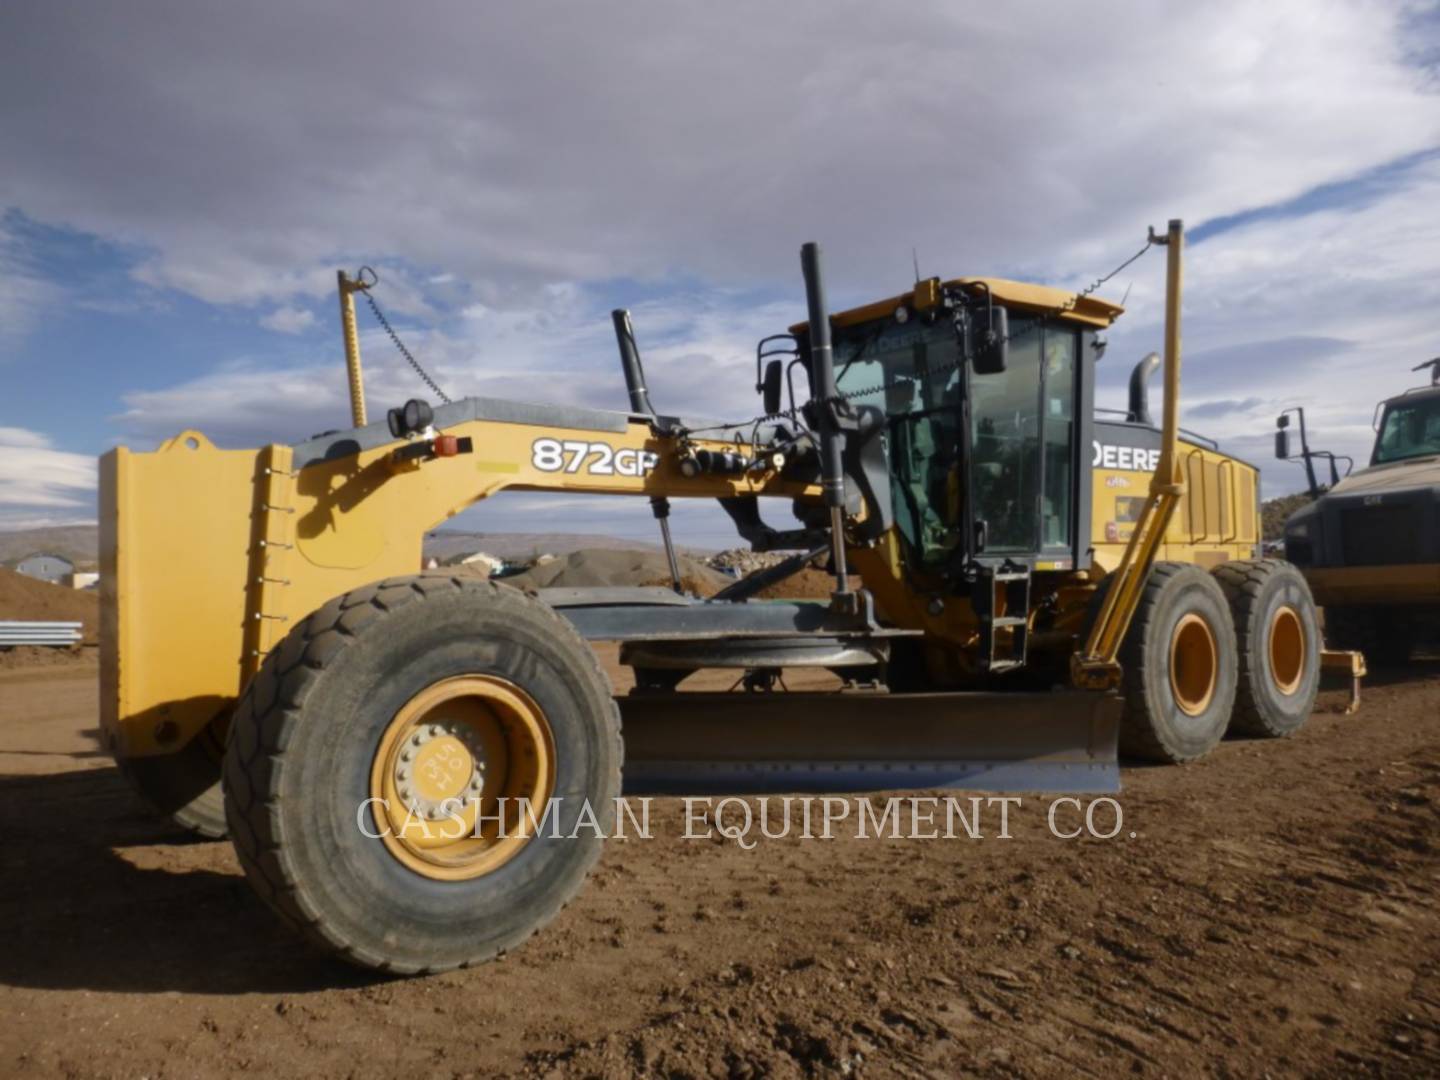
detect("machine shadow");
top-left (0, 767), bottom-right (383, 996)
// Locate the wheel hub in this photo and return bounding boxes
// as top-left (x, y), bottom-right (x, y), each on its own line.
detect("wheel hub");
top-left (1268, 604), bottom-right (1306, 696)
top-left (1169, 613), bottom-right (1218, 717)
top-left (369, 674), bottom-right (555, 882)
top-left (396, 723), bottom-right (486, 821)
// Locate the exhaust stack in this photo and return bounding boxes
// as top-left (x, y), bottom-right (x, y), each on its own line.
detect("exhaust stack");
top-left (1127, 352), bottom-right (1160, 426)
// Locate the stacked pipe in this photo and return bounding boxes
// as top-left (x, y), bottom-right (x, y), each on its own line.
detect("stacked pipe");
top-left (0, 621), bottom-right (83, 647)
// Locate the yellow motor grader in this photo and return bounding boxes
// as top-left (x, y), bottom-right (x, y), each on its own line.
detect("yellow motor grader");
top-left (100, 220), bottom-right (1346, 973)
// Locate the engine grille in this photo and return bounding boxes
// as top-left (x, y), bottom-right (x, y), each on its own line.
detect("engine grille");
top-left (1339, 504), bottom-right (1421, 565)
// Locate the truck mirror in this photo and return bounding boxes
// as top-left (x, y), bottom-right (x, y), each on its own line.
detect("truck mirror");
top-left (1274, 429), bottom-right (1290, 460)
top-left (762, 359), bottom-right (784, 415)
top-left (973, 306), bottom-right (1008, 376)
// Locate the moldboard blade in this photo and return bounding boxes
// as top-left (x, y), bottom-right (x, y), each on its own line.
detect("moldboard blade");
top-left (618, 690), bottom-right (1121, 795)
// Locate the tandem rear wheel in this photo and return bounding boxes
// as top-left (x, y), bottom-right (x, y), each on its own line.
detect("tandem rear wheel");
top-left (1094, 559), bottom-right (1323, 764)
top-left (222, 573), bottom-right (621, 974)
top-left (1212, 559), bottom-right (1321, 738)
top-left (1115, 562), bottom-right (1239, 763)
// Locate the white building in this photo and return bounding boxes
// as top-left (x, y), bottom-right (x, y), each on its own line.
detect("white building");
top-left (14, 552), bottom-right (74, 584)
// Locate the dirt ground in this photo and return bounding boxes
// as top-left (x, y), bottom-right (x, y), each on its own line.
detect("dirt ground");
top-left (1, 649), bottom-right (1437, 1079)
top-left (0, 567), bottom-right (99, 642)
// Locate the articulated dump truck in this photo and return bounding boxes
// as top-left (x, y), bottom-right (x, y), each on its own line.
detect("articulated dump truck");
top-left (1276, 359), bottom-right (1440, 663)
top-left (100, 221), bottom-right (1357, 972)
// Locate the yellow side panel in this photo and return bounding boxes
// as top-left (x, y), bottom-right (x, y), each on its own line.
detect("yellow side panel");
top-left (1090, 442), bottom-right (1259, 574)
top-left (100, 432), bottom-right (262, 757)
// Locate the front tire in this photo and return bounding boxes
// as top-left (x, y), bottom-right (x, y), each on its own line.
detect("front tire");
top-left (223, 573), bottom-right (621, 974)
top-left (1212, 560), bottom-right (1320, 737)
top-left (1117, 562), bottom-right (1238, 763)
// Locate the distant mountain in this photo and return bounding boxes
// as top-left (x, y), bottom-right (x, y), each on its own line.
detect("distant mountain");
top-left (0, 524), bottom-right (704, 572)
top-left (1261, 492), bottom-right (1314, 541)
top-left (0, 525), bottom-right (99, 568)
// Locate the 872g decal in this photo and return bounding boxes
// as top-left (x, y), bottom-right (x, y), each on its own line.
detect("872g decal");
top-left (531, 438), bottom-right (659, 477)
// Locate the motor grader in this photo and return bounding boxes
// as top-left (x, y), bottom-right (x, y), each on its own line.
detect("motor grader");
top-left (101, 220), bottom-right (1344, 973)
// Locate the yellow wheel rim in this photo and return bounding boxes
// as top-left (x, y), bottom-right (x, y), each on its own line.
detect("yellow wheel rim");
top-left (1169, 613), bottom-right (1218, 717)
top-left (369, 675), bottom-right (555, 882)
top-left (1269, 605), bottom-right (1306, 696)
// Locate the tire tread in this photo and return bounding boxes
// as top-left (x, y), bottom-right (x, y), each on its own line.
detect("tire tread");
top-left (222, 572), bottom-right (621, 973)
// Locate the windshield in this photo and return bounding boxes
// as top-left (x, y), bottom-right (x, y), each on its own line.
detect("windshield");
top-left (832, 318), bottom-right (962, 567)
top-left (1374, 395), bottom-right (1440, 464)
top-left (831, 318), bottom-right (960, 414)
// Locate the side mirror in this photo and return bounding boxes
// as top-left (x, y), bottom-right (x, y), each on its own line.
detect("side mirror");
top-left (1274, 429), bottom-right (1290, 460)
top-left (762, 359), bottom-right (784, 415)
top-left (972, 306), bottom-right (1008, 375)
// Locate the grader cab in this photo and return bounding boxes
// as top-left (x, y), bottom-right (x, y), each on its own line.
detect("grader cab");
top-left (100, 221), bottom-right (1346, 973)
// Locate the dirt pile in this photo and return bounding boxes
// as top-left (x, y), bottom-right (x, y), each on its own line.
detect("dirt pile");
top-left (504, 548), bottom-right (732, 595)
top-left (753, 567), bottom-right (862, 600)
top-left (0, 568), bottom-right (98, 642)
top-left (705, 548), bottom-right (795, 575)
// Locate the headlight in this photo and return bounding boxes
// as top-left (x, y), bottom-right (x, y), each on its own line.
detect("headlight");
top-left (1286, 521), bottom-right (1309, 539)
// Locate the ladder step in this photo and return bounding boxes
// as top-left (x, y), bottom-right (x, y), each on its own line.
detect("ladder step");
top-left (990, 617), bottom-right (1028, 628)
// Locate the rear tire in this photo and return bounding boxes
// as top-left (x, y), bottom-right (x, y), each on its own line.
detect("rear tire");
top-left (1325, 606), bottom-right (1413, 666)
top-left (1117, 562), bottom-right (1238, 763)
top-left (223, 573), bottom-right (621, 974)
top-left (115, 718), bottom-right (228, 839)
top-left (1212, 560), bottom-right (1320, 738)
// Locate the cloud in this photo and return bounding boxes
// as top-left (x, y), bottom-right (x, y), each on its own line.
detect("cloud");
top-left (0, 426), bottom-right (54, 449)
top-left (114, 283), bottom-right (800, 445)
top-left (1, 1), bottom-right (1435, 312)
top-left (0, 221), bottom-right (62, 352)
top-left (1091, 148), bottom-right (1440, 496)
top-left (7, 0), bottom-right (1439, 528)
top-left (259, 305), bottom-right (317, 334)
top-left (1184, 397), bottom-right (1266, 420)
top-left (0, 427), bottom-right (96, 524)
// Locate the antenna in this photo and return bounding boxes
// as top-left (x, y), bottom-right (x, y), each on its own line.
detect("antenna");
top-left (912, 247), bottom-right (921, 285)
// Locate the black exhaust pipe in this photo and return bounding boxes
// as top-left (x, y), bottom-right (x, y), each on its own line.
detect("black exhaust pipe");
top-left (612, 309), bottom-right (655, 416)
top-left (1127, 352), bottom-right (1160, 426)
top-left (799, 242), bottom-right (854, 608)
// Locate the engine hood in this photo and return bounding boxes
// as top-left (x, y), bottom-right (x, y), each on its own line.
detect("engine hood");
top-left (1326, 455), bottom-right (1440, 498)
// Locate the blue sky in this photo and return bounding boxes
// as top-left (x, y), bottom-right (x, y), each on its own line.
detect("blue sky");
top-left (3, 0), bottom-right (1438, 545)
